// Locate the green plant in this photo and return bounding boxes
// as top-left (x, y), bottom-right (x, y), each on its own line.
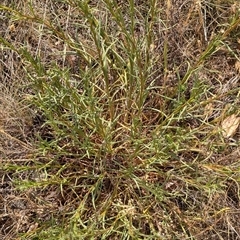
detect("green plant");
top-left (1, 0), bottom-right (240, 239)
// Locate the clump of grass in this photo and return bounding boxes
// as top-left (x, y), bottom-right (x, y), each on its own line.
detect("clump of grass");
top-left (1, 0), bottom-right (240, 239)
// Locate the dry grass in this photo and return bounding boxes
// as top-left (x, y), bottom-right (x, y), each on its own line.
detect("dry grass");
top-left (1, 0), bottom-right (240, 239)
